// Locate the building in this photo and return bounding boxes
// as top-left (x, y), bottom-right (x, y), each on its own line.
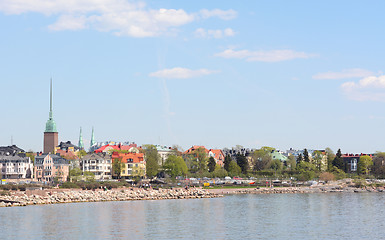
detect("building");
top-left (44, 79), bottom-right (58, 153)
top-left (0, 145), bottom-right (25, 156)
top-left (111, 152), bottom-right (145, 179)
top-left (34, 154), bottom-right (69, 182)
top-left (208, 149), bottom-right (225, 166)
top-left (156, 145), bottom-right (174, 166)
top-left (270, 150), bottom-right (288, 162)
top-left (342, 153), bottom-right (374, 173)
top-left (0, 155), bottom-right (33, 179)
top-left (94, 142), bottom-right (139, 154)
top-left (81, 153), bottom-right (112, 180)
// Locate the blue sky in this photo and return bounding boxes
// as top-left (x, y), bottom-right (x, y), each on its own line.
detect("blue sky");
top-left (1, 0), bottom-right (385, 153)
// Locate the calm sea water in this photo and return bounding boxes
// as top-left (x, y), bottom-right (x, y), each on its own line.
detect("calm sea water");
top-left (1, 193), bottom-right (385, 239)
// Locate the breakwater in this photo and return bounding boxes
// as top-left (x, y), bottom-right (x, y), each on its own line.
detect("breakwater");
top-left (0, 188), bottom-right (222, 207)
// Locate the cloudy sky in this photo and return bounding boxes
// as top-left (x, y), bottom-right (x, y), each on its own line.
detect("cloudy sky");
top-left (1, 0), bottom-right (385, 153)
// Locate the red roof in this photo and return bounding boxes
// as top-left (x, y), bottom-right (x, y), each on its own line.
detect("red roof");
top-left (111, 152), bottom-right (144, 163)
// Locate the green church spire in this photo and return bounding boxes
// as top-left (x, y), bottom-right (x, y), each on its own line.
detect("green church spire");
top-left (90, 127), bottom-right (95, 147)
top-left (45, 78), bottom-right (58, 133)
top-left (78, 127), bottom-right (84, 150)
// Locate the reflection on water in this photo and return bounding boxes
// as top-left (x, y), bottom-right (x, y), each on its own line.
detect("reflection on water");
top-left (1, 193), bottom-right (385, 239)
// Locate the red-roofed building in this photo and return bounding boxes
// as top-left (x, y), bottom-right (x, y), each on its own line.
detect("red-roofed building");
top-left (342, 153), bottom-right (374, 173)
top-left (56, 149), bottom-right (79, 160)
top-left (94, 143), bottom-right (139, 154)
top-left (209, 149), bottom-right (225, 166)
top-left (111, 152), bottom-right (145, 178)
top-left (184, 146), bottom-right (209, 154)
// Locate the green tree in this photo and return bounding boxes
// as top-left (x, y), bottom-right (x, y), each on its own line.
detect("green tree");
top-left (112, 158), bottom-right (123, 179)
top-left (25, 152), bottom-right (35, 164)
top-left (372, 152), bottom-right (385, 177)
top-left (223, 155), bottom-right (232, 172)
top-left (332, 149), bottom-right (345, 171)
top-left (296, 154), bottom-right (303, 164)
top-left (287, 155), bottom-right (296, 170)
top-left (84, 171), bottom-right (95, 181)
top-left (78, 149), bottom-right (87, 158)
top-left (269, 159), bottom-right (283, 171)
top-left (228, 160), bottom-right (241, 176)
top-left (69, 167), bottom-right (82, 182)
top-left (303, 149), bottom-right (310, 162)
top-left (357, 155), bottom-right (373, 175)
top-left (253, 148), bottom-right (272, 171)
top-left (212, 164), bottom-right (228, 178)
top-left (144, 145), bottom-right (160, 178)
top-left (325, 147), bottom-right (335, 171)
top-left (163, 155), bottom-right (188, 177)
top-left (207, 157), bottom-right (216, 172)
top-left (236, 154), bottom-right (248, 174)
top-left (312, 150), bottom-right (324, 171)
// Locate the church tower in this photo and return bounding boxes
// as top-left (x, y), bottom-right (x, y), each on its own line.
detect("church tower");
top-left (78, 127), bottom-right (84, 150)
top-left (43, 79), bottom-right (58, 153)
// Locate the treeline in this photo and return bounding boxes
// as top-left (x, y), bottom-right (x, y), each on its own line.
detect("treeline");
top-left (142, 145), bottom-right (385, 181)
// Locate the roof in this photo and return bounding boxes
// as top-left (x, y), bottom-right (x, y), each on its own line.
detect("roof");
top-left (57, 141), bottom-right (80, 151)
top-left (83, 152), bottom-right (111, 161)
top-left (111, 152), bottom-right (145, 163)
top-left (0, 145), bottom-right (25, 156)
top-left (184, 146), bottom-right (209, 154)
top-left (35, 154), bottom-right (69, 165)
top-left (56, 149), bottom-right (79, 160)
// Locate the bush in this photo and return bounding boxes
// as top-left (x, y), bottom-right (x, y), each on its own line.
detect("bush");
top-left (319, 172), bottom-right (335, 182)
top-left (0, 190), bottom-right (9, 196)
top-left (60, 182), bottom-right (79, 189)
top-left (297, 171), bottom-right (316, 181)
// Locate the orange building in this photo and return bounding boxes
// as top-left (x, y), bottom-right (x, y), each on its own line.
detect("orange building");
top-left (111, 152), bottom-right (145, 178)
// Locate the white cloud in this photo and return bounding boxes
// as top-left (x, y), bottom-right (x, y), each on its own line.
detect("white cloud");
top-left (215, 49), bottom-right (314, 62)
top-left (0, 1), bottom-right (237, 37)
top-left (313, 68), bottom-right (374, 80)
top-left (194, 27), bottom-right (235, 38)
top-left (199, 9), bottom-right (237, 20)
top-left (149, 67), bottom-right (219, 79)
top-left (341, 75), bottom-right (385, 101)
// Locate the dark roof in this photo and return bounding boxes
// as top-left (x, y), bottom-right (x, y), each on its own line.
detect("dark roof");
top-left (57, 141), bottom-right (80, 151)
top-left (35, 153), bottom-right (70, 165)
top-left (0, 145), bottom-right (25, 156)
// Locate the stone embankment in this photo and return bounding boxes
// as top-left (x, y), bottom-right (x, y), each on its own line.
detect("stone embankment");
top-left (207, 186), bottom-right (385, 195)
top-left (0, 188), bottom-right (222, 207)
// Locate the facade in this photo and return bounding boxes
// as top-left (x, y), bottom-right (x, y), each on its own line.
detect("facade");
top-left (34, 154), bottom-right (69, 182)
top-left (111, 152), bottom-right (145, 179)
top-left (81, 153), bottom-right (112, 180)
top-left (342, 153), bottom-right (374, 173)
top-left (156, 145), bottom-right (174, 166)
top-left (0, 155), bottom-right (33, 179)
top-left (44, 79), bottom-right (58, 153)
top-left (208, 149), bottom-right (225, 166)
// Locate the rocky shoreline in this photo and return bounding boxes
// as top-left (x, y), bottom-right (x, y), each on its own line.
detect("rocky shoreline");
top-left (207, 185), bottom-right (385, 195)
top-left (0, 188), bottom-right (222, 207)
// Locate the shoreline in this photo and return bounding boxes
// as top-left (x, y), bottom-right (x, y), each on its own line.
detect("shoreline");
top-left (0, 188), bottom-right (222, 207)
top-left (2, 185), bottom-right (384, 207)
top-left (206, 185), bottom-right (385, 195)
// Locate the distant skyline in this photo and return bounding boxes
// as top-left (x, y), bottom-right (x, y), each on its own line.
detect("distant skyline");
top-left (1, 1), bottom-right (385, 153)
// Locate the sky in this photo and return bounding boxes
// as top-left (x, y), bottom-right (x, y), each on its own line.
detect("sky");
top-left (1, 0), bottom-right (385, 153)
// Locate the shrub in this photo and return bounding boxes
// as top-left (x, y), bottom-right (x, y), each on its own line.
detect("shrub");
top-left (319, 172), bottom-right (335, 182)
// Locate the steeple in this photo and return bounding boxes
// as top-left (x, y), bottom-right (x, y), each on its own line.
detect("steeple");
top-left (78, 127), bottom-right (84, 150)
top-left (90, 127), bottom-right (95, 147)
top-left (45, 78), bottom-right (57, 133)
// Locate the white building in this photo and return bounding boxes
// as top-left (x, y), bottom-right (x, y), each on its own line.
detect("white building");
top-left (81, 153), bottom-right (112, 180)
top-left (0, 155), bottom-right (33, 179)
top-left (156, 145), bottom-right (174, 166)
